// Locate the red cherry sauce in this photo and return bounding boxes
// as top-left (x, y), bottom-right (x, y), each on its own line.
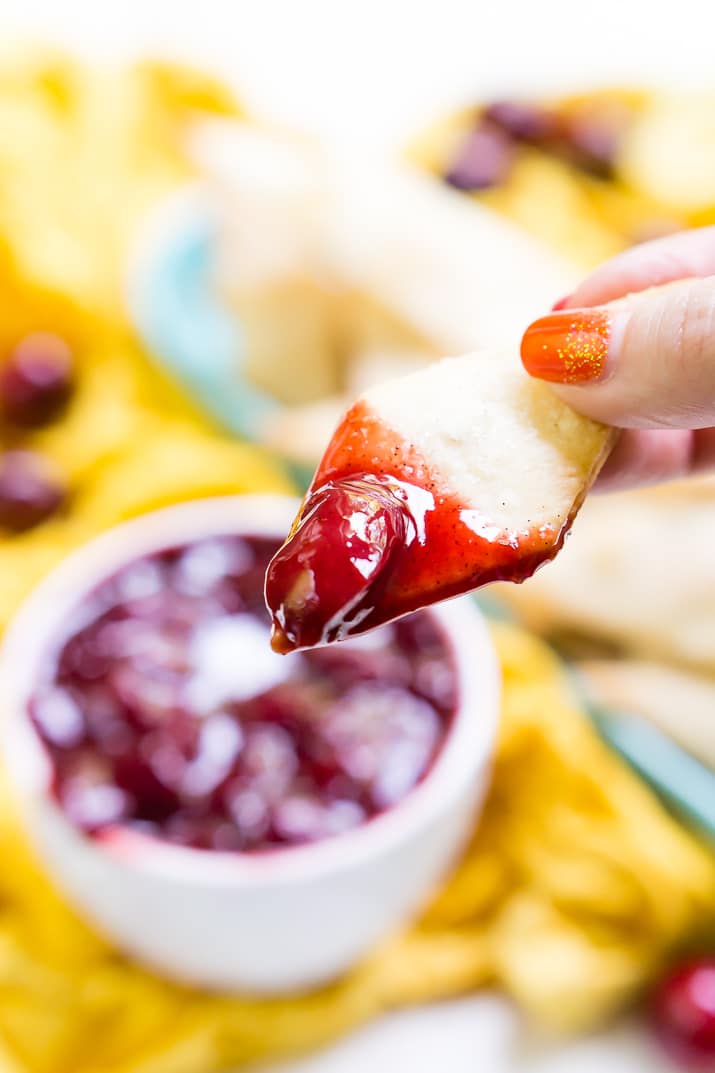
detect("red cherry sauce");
top-left (29, 534), bottom-right (457, 853)
top-left (266, 400), bottom-right (569, 652)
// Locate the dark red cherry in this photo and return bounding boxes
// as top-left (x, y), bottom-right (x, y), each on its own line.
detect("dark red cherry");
top-left (652, 959), bottom-right (715, 1068)
top-left (0, 450), bottom-right (65, 531)
top-left (562, 115), bottom-right (620, 178)
top-left (444, 120), bottom-right (516, 191)
top-left (483, 100), bottom-right (560, 144)
top-left (265, 474), bottom-right (411, 652)
top-left (0, 333), bottom-right (74, 427)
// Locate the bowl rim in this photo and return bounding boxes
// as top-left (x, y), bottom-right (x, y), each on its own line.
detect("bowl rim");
top-left (0, 494), bottom-right (500, 887)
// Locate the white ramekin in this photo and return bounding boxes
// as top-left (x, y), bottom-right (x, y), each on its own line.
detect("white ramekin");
top-left (0, 496), bottom-right (500, 993)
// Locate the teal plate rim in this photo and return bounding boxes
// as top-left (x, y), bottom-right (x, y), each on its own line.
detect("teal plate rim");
top-left (125, 185), bottom-right (279, 440)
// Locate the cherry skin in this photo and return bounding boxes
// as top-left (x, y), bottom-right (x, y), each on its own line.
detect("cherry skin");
top-left (0, 333), bottom-right (75, 427)
top-left (651, 959), bottom-right (715, 1068)
top-left (0, 450), bottom-right (65, 531)
top-left (265, 475), bottom-right (412, 653)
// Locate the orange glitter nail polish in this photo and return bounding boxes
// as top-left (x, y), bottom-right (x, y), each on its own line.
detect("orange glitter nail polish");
top-left (520, 310), bottom-right (611, 384)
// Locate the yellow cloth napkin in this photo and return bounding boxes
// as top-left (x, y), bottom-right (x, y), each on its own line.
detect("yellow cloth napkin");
top-left (0, 48), bottom-right (291, 626)
top-left (0, 50), bottom-right (711, 1073)
top-left (0, 624), bottom-right (712, 1073)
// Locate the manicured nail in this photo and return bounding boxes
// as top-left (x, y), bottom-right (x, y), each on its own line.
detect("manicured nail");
top-left (521, 309), bottom-right (612, 384)
top-left (550, 293), bottom-right (573, 311)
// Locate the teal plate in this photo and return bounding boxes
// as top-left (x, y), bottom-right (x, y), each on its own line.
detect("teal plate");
top-left (587, 703), bottom-right (715, 843)
top-left (127, 188), bottom-right (277, 440)
top-left (126, 188), bottom-right (314, 490)
top-left (490, 605), bottom-right (715, 841)
top-left (564, 660), bottom-right (715, 842)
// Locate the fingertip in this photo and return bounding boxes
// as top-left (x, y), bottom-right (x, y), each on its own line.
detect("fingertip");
top-left (556, 226), bottom-right (715, 309)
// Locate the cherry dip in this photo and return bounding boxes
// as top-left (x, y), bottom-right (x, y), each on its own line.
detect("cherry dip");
top-left (29, 533), bottom-right (458, 853)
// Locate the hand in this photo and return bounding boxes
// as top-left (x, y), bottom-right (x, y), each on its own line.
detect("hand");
top-left (520, 226), bottom-right (715, 490)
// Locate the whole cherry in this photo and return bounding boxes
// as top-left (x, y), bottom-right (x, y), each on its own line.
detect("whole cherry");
top-left (0, 450), bottom-right (65, 532)
top-left (0, 332), bottom-right (75, 427)
top-left (444, 120), bottom-right (516, 192)
top-left (483, 99), bottom-right (560, 144)
top-left (651, 958), bottom-right (715, 1068)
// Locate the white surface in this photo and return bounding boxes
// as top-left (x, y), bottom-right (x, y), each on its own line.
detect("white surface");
top-left (2, 0), bottom-right (715, 153)
top-left (0, 1), bottom-right (706, 1064)
top-left (263, 996), bottom-right (680, 1073)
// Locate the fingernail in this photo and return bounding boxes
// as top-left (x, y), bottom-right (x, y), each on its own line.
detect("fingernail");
top-left (550, 293), bottom-right (573, 311)
top-left (521, 309), bottom-right (612, 384)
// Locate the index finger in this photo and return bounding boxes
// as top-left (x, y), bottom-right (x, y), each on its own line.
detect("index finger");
top-left (564, 225), bottom-right (715, 308)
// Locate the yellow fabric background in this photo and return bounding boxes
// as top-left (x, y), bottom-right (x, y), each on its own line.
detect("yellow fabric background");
top-left (0, 624), bottom-right (712, 1073)
top-left (0, 50), bottom-right (711, 1073)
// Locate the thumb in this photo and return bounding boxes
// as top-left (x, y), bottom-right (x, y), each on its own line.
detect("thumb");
top-left (520, 276), bottom-right (715, 429)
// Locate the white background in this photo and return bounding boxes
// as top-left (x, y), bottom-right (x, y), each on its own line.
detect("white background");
top-left (3, 0), bottom-right (715, 152)
top-left (1, 2), bottom-right (709, 1068)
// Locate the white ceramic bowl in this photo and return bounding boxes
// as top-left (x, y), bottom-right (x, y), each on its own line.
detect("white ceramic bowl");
top-left (0, 496), bottom-right (500, 993)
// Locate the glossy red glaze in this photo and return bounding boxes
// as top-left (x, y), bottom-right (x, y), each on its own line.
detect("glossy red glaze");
top-left (266, 401), bottom-right (567, 652)
top-left (266, 474), bottom-right (410, 652)
top-left (30, 534), bottom-right (457, 853)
